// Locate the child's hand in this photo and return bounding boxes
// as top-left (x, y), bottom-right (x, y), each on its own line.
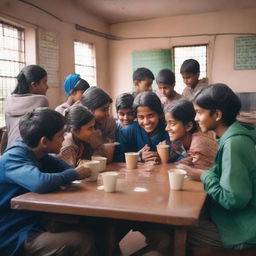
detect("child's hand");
top-left (75, 166), bottom-right (91, 180)
top-left (175, 164), bottom-right (204, 181)
top-left (142, 151), bottom-right (160, 164)
top-left (158, 140), bottom-right (167, 145)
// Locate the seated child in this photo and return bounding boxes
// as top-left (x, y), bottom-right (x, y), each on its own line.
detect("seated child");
top-left (0, 108), bottom-right (95, 256)
top-left (184, 84), bottom-right (256, 251)
top-left (115, 93), bottom-right (135, 130)
top-left (78, 87), bottom-right (117, 159)
top-left (58, 106), bottom-right (96, 167)
top-left (164, 99), bottom-right (217, 168)
top-left (180, 59), bottom-right (208, 100)
top-left (156, 69), bottom-right (182, 108)
top-left (132, 67), bottom-right (154, 96)
top-left (116, 91), bottom-right (170, 163)
top-left (55, 73), bottom-right (90, 115)
top-left (4, 65), bottom-right (49, 146)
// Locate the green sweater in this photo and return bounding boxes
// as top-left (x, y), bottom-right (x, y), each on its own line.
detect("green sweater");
top-left (201, 121), bottom-right (256, 248)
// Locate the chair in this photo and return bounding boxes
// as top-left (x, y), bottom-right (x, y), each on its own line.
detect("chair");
top-left (190, 246), bottom-right (256, 256)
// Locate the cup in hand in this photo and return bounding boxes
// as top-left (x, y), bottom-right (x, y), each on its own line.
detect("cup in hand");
top-left (91, 156), bottom-right (107, 172)
top-left (168, 169), bottom-right (187, 190)
top-left (157, 144), bottom-right (170, 164)
top-left (101, 171), bottom-right (118, 192)
top-left (125, 152), bottom-right (139, 169)
top-left (83, 160), bottom-right (100, 181)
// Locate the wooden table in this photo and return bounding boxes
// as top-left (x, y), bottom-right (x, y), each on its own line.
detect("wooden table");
top-left (11, 163), bottom-right (206, 256)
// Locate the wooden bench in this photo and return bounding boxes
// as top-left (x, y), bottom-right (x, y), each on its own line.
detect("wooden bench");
top-left (190, 247), bottom-right (256, 256)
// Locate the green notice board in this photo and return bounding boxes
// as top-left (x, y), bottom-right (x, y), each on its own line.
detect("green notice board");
top-left (132, 49), bottom-right (172, 90)
top-left (235, 36), bottom-right (256, 70)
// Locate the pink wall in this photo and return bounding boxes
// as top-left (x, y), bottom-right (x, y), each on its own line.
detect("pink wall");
top-left (0, 0), bottom-right (109, 108)
top-left (109, 9), bottom-right (256, 103)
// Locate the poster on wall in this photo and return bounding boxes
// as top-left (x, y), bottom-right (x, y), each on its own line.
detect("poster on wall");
top-left (235, 36), bottom-right (256, 70)
top-left (38, 31), bottom-right (59, 86)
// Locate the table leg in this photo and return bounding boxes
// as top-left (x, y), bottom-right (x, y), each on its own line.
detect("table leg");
top-left (173, 227), bottom-right (187, 256)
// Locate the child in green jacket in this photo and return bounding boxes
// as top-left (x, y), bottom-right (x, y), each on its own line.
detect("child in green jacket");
top-left (183, 83), bottom-right (256, 250)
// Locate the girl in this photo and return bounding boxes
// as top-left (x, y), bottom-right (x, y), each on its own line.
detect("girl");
top-left (57, 105), bottom-right (95, 168)
top-left (4, 65), bottom-right (49, 146)
top-left (165, 99), bottom-right (217, 169)
top-left (55, 73), bottom-right (90, 116)
top-left (183, 84), bottom-right (256, 251)
top-left (116, 91), bottom-right (170, 163)
top-left (79, 87), bottom-right (117, 158)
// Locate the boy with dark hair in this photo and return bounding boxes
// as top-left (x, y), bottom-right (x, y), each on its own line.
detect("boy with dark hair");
top-left (181, 84), bottom-right (256, 251)
top-left (180, 59), bottom-right (208, 100)
top-left (132, 67), bottom-right (154, 96)
top-left (115, 93), bottom-right (135, 129)
top-left (0, 108), bottom-right (95, 256)
top-left (155, 69), bottom-right (182, 107)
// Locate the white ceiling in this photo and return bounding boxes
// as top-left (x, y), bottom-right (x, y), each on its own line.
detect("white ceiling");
top-left (73, 0), bottom-right (256, 24)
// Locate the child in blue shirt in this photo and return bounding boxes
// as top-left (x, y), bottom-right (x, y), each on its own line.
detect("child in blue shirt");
top-left (116, 91), bottom-right (170, 163)
top-left (0, 108), bottom-right (95, 256)
top-left (115, 93), bottom-right (135, 130)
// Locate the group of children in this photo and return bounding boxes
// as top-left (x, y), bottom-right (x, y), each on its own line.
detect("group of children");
top-left (0, 58), bottom-right (255, 256)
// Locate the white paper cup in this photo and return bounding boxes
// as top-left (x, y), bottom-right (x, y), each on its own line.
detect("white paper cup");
top-left (168, 169), bottom-right (187, 190)
top-left (83, 160), bottom-right (100, 181)
top-left (125, 152), bottom-right (139, 169)
top-left (91, 156), bottom-right (107, 172)
top-left (157, 144), bottom-right (170, 164)
top-left (102, 171), bottom-right (118, 192)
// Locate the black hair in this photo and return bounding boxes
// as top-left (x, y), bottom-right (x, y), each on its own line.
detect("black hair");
top-left (115, 93), bottom-right (134, 112)
top-left (19, 108), bottom-right (65, 147)
top-left (165, 99), bottom-right (198, 133)
top-left (180, 59), bottom-right (200, 74)
top-left (133, 67), bottom-right (155, 81)
top-left (72, 78), bottom-right (90, 93)
top-left (66, 106), bottom-right (94, 131)
top-left (13, 65), bottom-right (47, 94)
top-left (133, 91), bottom-right (163, 117)
top-left (193, 83), bottom-right (241, 126)
top-left (80, 87), bottom-right (112, 111)
top-left (156, 69), bottom-right (175, 85)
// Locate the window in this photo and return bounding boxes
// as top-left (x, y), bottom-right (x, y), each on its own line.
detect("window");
top-left (173, 45), bottom-right (207, 94)
top-left (74, 41), bottom-right (96, 87)
top-left (0, 21), bottom-right (25, 126)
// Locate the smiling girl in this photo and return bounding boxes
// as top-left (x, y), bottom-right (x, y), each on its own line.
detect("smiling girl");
top-left (116, 91), bottom-right (170, 163)
top-left (165, 99), bottom-right (217, 168)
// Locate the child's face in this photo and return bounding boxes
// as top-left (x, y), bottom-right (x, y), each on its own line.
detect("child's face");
top-left (157, 83), bottom-right (175, 98)
top-left (165, 112), bottom-right (191, 142)
top-left (117, 108), bottom-right (134, 127)
top-left (73, 118), bottom-right (95, 143)
top-left (193, 103), bottom-right (217, 132)
top-left (135, 78), bottom-right (153, 93)
top-left (137, 106), bottom-right (160, 136)
top-left (45, 128), bottom-right (65, 154)
top-left (181, 72), bottom-right (199, 89)
top-left (71, 90), bottom-right (84, 102)
top-left (30, 75), bottom-right (48, 95)
top-left (94, 103), bottom-right (110, 123)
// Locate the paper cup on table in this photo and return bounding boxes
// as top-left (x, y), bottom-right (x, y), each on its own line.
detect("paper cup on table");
top-left (91, 156), bottom-right (107, 172)
top-left (102, 171), bottom-right (118, 192)
top-left (168, 169), bottom-right (187, 190)
top-left (83, 160), bottom-right (100, 181)
top-left (157, 144), bottom-right (170, 164)
top-left (125, 152), bottom-right (139, 169)
top-left (103, 143), bottom-right (119, 162)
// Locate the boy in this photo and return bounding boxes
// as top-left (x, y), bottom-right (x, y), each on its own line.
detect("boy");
top-left (180, 59), bottom-right (208, 100)
top-left (132, 67), bottom-right (154, 96)
top-left (115, 93), bottom-right (134, 130)
top-left (183, 84), bottom-right (256, 251)
top-left (155, 69), bottom-right (182, 108)
top-left (0, 108), bottom-right (95, 256)
top-left (55, 73), bottom-right (90, 115)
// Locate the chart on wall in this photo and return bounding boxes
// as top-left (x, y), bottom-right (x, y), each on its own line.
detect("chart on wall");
top-left (235, 36), bottom-right (256, 70)
top-left (132, 49), bottom-right (172, 90)
top-left (38, 30), bottom-right (59, 87)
